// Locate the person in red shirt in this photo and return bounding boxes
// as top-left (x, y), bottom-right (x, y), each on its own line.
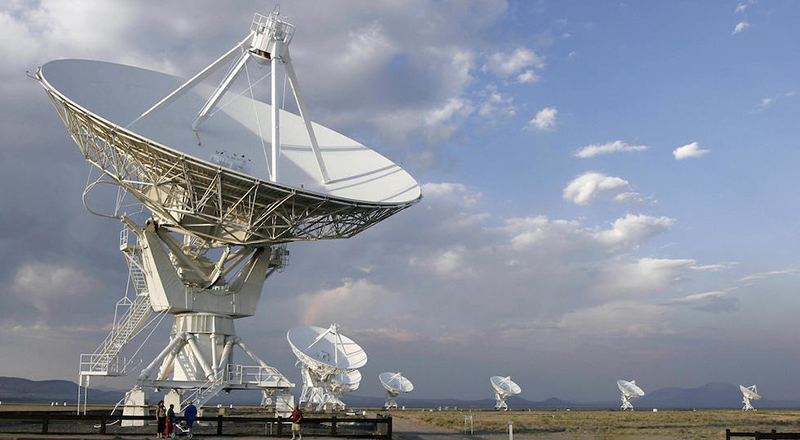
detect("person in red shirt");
top-left (291, 404), bottom-right (303, 440)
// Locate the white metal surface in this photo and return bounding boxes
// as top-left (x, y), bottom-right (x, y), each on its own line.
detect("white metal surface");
top-left (490, 376), bottom-right (521, 411)
top-left (287, 324), bottom-right (366, 409)
top-left (38, 7), bottom-right (421, 415)
top-left (740, 384), bottom-right (761, 411)
top-left (379, 372), bottom-right (414, 394)
top-left (379, 372), bottom-right (414, 409)
top-left (617, 380), bottom-right (645, 411)
top-left (287, 324), bottom-right (368, 372)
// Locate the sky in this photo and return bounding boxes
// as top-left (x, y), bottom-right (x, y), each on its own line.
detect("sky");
top-left (2, 0), bottom-right (800, 404)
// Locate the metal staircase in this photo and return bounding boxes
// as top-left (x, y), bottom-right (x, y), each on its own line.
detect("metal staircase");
top-left (181, 373), bottom-right (227, 409)
top-left (79, 227), bottom-right (152, 376)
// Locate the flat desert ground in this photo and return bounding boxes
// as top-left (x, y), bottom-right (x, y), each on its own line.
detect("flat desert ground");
top-left (390, 408), bottom-right (800, 440)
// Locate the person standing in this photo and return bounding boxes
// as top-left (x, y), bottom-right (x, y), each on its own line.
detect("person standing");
top-left (291, 404), bottom-right (302, 440)
top-left (156, 401), bottom-right (167, 438)
top-left (166, 403), bottom-right (176, 437)
top-left (184, 400), bottom-right (198, 436)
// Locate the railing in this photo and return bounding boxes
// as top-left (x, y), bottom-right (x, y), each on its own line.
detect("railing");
top-left (727, 429), bottom-right (800, 439)
top-left (0, 413), bottom-right (391, 438)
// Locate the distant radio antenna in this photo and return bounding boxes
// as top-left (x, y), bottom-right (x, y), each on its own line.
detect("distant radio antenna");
top-left (739, 384), bottom-right (761, 411)
top-left (617, 379), bottom-right (645, 411)
top-left (287, 324), bottom-right (367, 411)
top-left (379, 372), bottom-right (414, 409)
top-left (490, 376), bottom-right (521, 411)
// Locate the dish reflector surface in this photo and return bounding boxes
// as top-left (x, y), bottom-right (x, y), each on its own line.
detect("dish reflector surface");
top-left (39, 59), bottom-right (420, 205)
top-left (379, 372), bottom-right (414, 393)
top-left (739, 385), bottom-right (762, 400)
top-left (490, 376), bottom-right (521, 396)
top-left (617, 380), bottom-right (645, 397)
top-left (287, 325), bottom-right (367, 370)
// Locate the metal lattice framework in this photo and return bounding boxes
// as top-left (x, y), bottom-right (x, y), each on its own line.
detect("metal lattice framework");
top-left (38, 74), bottom-right (417, 247)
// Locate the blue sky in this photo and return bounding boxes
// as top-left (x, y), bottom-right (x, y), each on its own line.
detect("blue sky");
top-left (1, 0), bottom-right (800, 403)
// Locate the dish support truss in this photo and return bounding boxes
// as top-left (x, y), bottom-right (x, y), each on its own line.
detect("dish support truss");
top-left (295, 361), bottom-right (357, 411)
top-left (742, 385), bottom-right (760, 411)
top-left (620, 393), bottom-right (636, 411)
top-left (494, 390), bottom-right (511, 411)
top-left (384, 389), bottom-right (401, 410)
top-left (76, 219), bottom-right (295, 419)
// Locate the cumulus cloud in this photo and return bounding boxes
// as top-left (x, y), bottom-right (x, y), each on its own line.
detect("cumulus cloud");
top-left (477, 85), bottom-right (517, 119)
top-left (483, 47), bottom-right (544, 79)
top-left (573, 140), bottom-right (649, 158)
top-left (563, 172), bottom-right (629, 205)
top-left (673, 142), bottom-right (709, 160)
top-left (295, 278), bottom-right (399, 327)
top-left (733, 21), bottom-right (751, 35)
top-left (526, 107), bottom-right (558, 131)
top-left (592, 215), bottom-right (675, 251)
top-left (517, 69), bottom-right (541, 84)
top-left (421, 182), bottom-right (481, 208)
top-left (411, 246), bottom-right (476, 279)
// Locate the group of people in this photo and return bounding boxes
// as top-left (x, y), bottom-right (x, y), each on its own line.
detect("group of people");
top-left (154, 400), bottom-right (302, 439)
top-left (155, 400), bottom-right (197, 438)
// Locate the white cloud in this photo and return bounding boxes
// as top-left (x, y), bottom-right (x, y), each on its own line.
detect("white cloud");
top-left (613, 191), bottom-right (645, 207)
top-left (670, 291), bottom-right (727, 304)
top-left (738, 268), bottom-right (800, 282)
top-left (668, 290), bottom-right (739, 314)
top-left (563, 171), bottom-right (629, 205)
top-left (673, 142), bottom-right (710, 160)
top-left (412, 246), bottom-right (476, 279)
top-left (516, 69), bottom-right (541, 84)
top-left (526, 107), bottom-right (558, 131)
top-left (421, 182), bottom-right (481, 208)
top-left (483, 47), bottom-right (544, 78)
top-left (689, 263), bottom-right (737, 272)
top-left (295, 278), bottom-right (399, 326)
top-left (733, 21), bottom-right (751, 35)
top-left (586, 258), bottom-right (695, 302)
top-left (477, 86), bottom-right (517, 119)
top-left (573, 140), bottom-right (649, 158)
top-left (592, 215), bottom-right (675, 250)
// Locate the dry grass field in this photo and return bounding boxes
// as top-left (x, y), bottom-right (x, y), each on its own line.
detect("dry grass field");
top-left (390, 408), bottom-right (800, 440)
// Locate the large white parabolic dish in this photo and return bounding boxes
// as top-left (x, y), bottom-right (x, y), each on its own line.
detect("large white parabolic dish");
top-left (740, 385), bottom-right (762, 400)
top-left (38, 59), bottom-right (421, 245)
top-left (287, 324), bottom-right (367, 372)
top-left (379, 372), bottom-right (414, 394)
top-left (490, 376), bottom-right (521, 398)
top-left (617, 380), bottom-right (645, 398)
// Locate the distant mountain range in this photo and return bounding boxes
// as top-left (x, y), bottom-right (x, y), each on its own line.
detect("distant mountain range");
top-left (2, 377), bottom-right (799, 409)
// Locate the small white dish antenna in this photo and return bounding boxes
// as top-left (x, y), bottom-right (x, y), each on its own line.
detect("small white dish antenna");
top-left (739, 384), bottom-right (762, 411)
top-left (617, 379), bottom-right (645, 411)
top-left (287, 324), bottom-right (367, 410)
top-left (379, 372), bottom-right (414, 409)
top-left (490, 376), bottom-right (521, 411)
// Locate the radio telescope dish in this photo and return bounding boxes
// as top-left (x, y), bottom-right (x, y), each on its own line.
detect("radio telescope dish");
top-left (739, 384), bottom-right (762, 411)
top-left (327, 370), bottom-right (362, 409)
top-left (490, 376), bottom-right (521, 411)
top-left (287, 324), bottom-right (367, 410)
top-left (617, 380), bottom-right (645, 411)
top-left (379, 372), bottom-right (414, 409)
top-left (36, 6), bottom-right (417, 418)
